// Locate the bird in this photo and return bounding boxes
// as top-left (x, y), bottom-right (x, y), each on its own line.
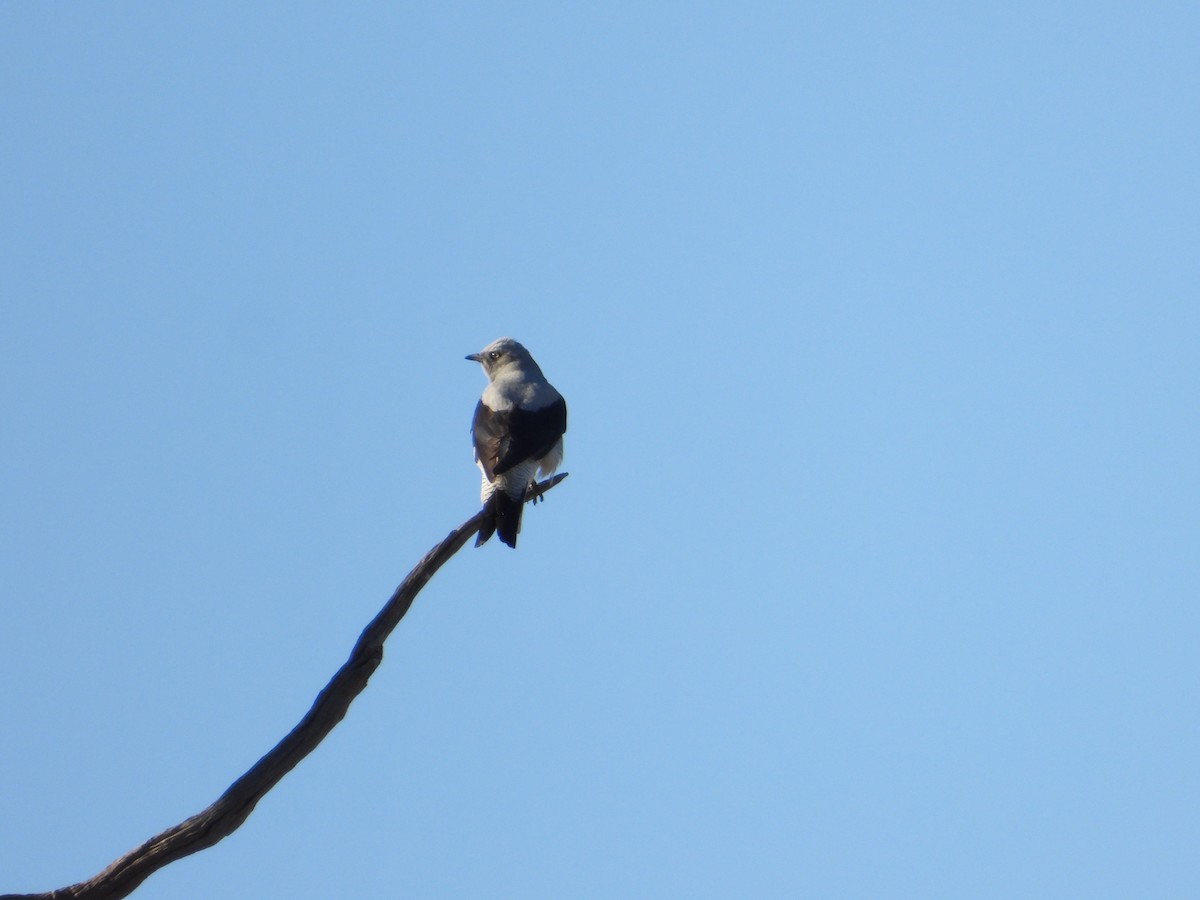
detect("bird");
top-left (466, 337), bottom-right (567, 548)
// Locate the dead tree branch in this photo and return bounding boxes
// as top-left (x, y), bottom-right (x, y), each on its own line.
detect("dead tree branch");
top-left (1, 474), bottom-right (568, 900)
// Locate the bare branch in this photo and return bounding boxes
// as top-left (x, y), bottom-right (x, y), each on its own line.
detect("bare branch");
top-left (1, 474), bottom-right (568, 900)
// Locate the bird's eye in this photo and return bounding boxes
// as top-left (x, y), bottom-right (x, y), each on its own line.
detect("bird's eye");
top-left (489, 351), bottom-right (501, 360)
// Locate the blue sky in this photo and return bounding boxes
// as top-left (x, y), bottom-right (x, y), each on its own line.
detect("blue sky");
top-left (2, 3), bottom-right (1197, 898)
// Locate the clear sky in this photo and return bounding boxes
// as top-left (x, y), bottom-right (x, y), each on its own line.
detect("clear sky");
top-left (2, 3), bottom-right (1197, 898)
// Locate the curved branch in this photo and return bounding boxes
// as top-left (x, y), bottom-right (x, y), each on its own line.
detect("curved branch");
top-left (2, 474), bottom-right (568, 900)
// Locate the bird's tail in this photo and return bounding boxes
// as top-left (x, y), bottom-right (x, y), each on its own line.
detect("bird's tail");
top-left (476, 490), bottom-right (523, 549)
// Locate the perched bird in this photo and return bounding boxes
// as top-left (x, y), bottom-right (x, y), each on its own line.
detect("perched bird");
top-left (467, 338), bottom-right (567, 548)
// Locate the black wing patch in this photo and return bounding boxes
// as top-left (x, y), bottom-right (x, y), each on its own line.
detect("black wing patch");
top-left (472, 397), bottom-right (567, 481)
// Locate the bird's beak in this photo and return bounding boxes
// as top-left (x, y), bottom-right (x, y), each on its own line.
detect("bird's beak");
top-left (465, 353), bottom-right (482, 362)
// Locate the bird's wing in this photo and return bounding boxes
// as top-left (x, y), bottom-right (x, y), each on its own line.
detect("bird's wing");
top-left (473, 397), bottom-right (567, 480)
top-left (472, 400), bottom-right (508, 482)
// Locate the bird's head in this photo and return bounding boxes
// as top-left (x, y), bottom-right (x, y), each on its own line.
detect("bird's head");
top-left (466, 337), bottom-right (537, 380)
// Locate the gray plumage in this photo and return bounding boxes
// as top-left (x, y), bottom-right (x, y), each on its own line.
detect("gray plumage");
top-left (466, 338), bottom-right (567, 548)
